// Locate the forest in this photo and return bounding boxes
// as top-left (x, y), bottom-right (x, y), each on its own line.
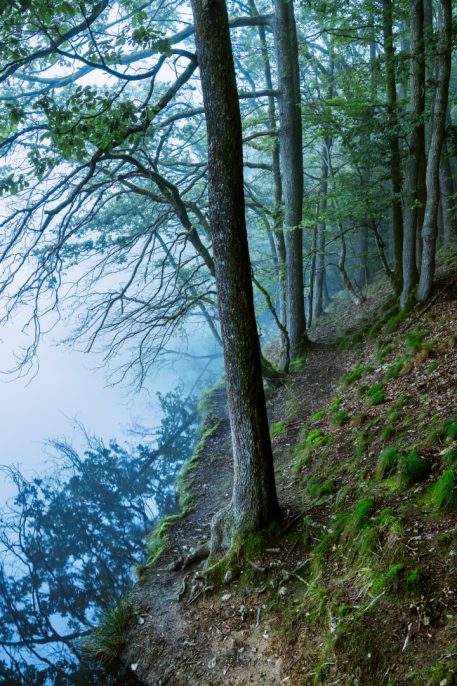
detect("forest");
top-left (0, 0), bottom-right (456, 683)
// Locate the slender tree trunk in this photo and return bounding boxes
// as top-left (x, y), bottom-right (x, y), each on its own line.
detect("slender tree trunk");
top-left (312, 140), bottom-right (330, 323)
top-left (382, 0), bottom-right (404, 294)
top-left (401, 0), bottom-right (426, 308)
top-left (307, 225), bottom-right (317, 329)
top-left (440, 142), bottom-right (456, 243)
top-left (248, 0), bottom-right (289, 369)
top-left (417, 0), bottom-right (452, 302)
top-left (273, 0), bottom-right (307, 359)
top-left (190, 0), bottom-right (279, 539)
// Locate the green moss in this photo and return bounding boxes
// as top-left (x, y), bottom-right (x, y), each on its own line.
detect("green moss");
top-left (328, 397), bottom-right (342, 412)
top-left (406, 568), bottom-right (423, 594)
top-left (376, 447), bottom-right (400, 479)
top-left (367, 382), bottom-right (385, 406)
top-left (177, 418), bottom-right (221, 512)
top-left (398, 450), bottom-right (430, 489)
top-left (311, 410), bottom-right (326, 423)
top-left (270, 420), bottom-right (286, 437)
top-left (430, 470), bottom-right (457, 512)
top-left (146, 514), bottom-right (180, 565)
top-left (84, 598), bottom-right (137, 662)
top-left (371, 563), bottom-right (405, 595)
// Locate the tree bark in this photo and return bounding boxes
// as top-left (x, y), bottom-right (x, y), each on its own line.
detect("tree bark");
top-left (401, 0), bottom-right (427, 309)
top-left (440, 142), bottom-right (456, 243)
top-left (248, 0), bottom-right (289, 369)
top-left (417, 0), bottom-right (452, 301)
top-left (312, 140), bottom-right (330, 323)
top-left (273, 0), bottom-right (307, 360)
top-left (382, 0), bottom-right (404, 294)
top-left (190, 0), bottom-right (279, 538)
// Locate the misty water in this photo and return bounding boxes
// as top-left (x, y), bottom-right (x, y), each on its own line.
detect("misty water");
top-left (0, 327), bottom-right (222, 685)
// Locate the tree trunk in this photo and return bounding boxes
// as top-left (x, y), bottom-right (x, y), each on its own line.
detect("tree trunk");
top-left (400, 0), bottom-right (426, 309)
top-left (440, 142), bottom-right (456, 243)
top-left (417, 0), bottom-right (452, 302)
top-left (382, 0), bottom-right (404, 294)
top-left (312, 140), bottom-right (330, 323)
top-left (273, 0), bottom-right (307, 360)
top-left (190, 0), bottom-right (279, 539)
top-left (248, 0), bottom-right (289, 369)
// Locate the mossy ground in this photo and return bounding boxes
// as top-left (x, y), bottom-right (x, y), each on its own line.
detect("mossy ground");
top-left (122, 249), bottom-right (457, 686)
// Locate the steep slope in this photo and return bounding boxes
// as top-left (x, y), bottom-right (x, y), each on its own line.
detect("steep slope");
top-left (118, 250), bottom-right (457, 686)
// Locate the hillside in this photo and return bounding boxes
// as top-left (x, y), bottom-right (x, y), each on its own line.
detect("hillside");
top-left (112, 250), bottom-right (457, 686)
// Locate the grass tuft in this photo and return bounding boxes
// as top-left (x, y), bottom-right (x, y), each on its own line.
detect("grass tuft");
top-left (376, 447), bottom-right (400, 480)
top-left (270, 420), bottom-right (286, 437)
top-left (84, 598), bottom-right (137, 662)
top-left (430, 470), bottom-right (457, 512)
top-left (367, 382), bottom-right (385, 406)
top-left (397, 450), bottom-right (430, 489)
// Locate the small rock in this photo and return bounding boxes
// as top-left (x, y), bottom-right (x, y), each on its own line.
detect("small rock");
top-left (207, 657), bottom-right (217, 669)
top-left (224, 569), bottom-right (234, 584)
top-left (130, 663), bottom-right (138, 672)
top-left (222, 593), bottom-right (232, 602)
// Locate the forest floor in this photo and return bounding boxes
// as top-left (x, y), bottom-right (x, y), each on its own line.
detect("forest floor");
top-left (123, 248), bottom-right (457, 686)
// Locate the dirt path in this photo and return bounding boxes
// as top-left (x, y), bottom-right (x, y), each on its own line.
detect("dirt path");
top-left (123, 341), bottom-right (353, 686)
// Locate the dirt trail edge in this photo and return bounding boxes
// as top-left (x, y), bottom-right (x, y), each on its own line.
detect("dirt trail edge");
top-left (123, 342), bottom-right (352, 686)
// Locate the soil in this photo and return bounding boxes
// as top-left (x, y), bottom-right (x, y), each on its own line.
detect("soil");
top-left (122, 266), bottom-right (457, 686)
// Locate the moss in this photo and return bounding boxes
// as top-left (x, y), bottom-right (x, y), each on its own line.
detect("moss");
top-left (367, 382), bottom-right (385, 406)
top-left (406, 568), bottom-right (423, 594)
top-left (371, 563), bottom-right (405, 595)
top-left (146, 514), bottom-right (180, 565)
top-left (328, 397), bottom-right (342, 412)
top-left (376, 447), bottom-right (400, 480)
top-left (83, 598), bottom-right (137, 662)
top-left (398, 450), bottom-right (430, 489)
top-left (311, 410), bottom-right (326, 423)
top-left (430, 470), bottom-right (457, 512)
top-left (270, 420), bottom-right (286, 437)
top-left (177, 418), bottom-right (221, 512)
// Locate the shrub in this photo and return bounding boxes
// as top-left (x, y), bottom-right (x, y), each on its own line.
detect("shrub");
top-left (376, 447), bottom-right (400, 479)
top-left (398, 450), bottom-right (430, 489)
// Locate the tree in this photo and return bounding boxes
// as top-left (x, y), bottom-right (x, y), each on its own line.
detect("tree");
top-left (0, 389), bottom-right (197, 684)
top-left (190, 0), bottom-right (279, 540)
